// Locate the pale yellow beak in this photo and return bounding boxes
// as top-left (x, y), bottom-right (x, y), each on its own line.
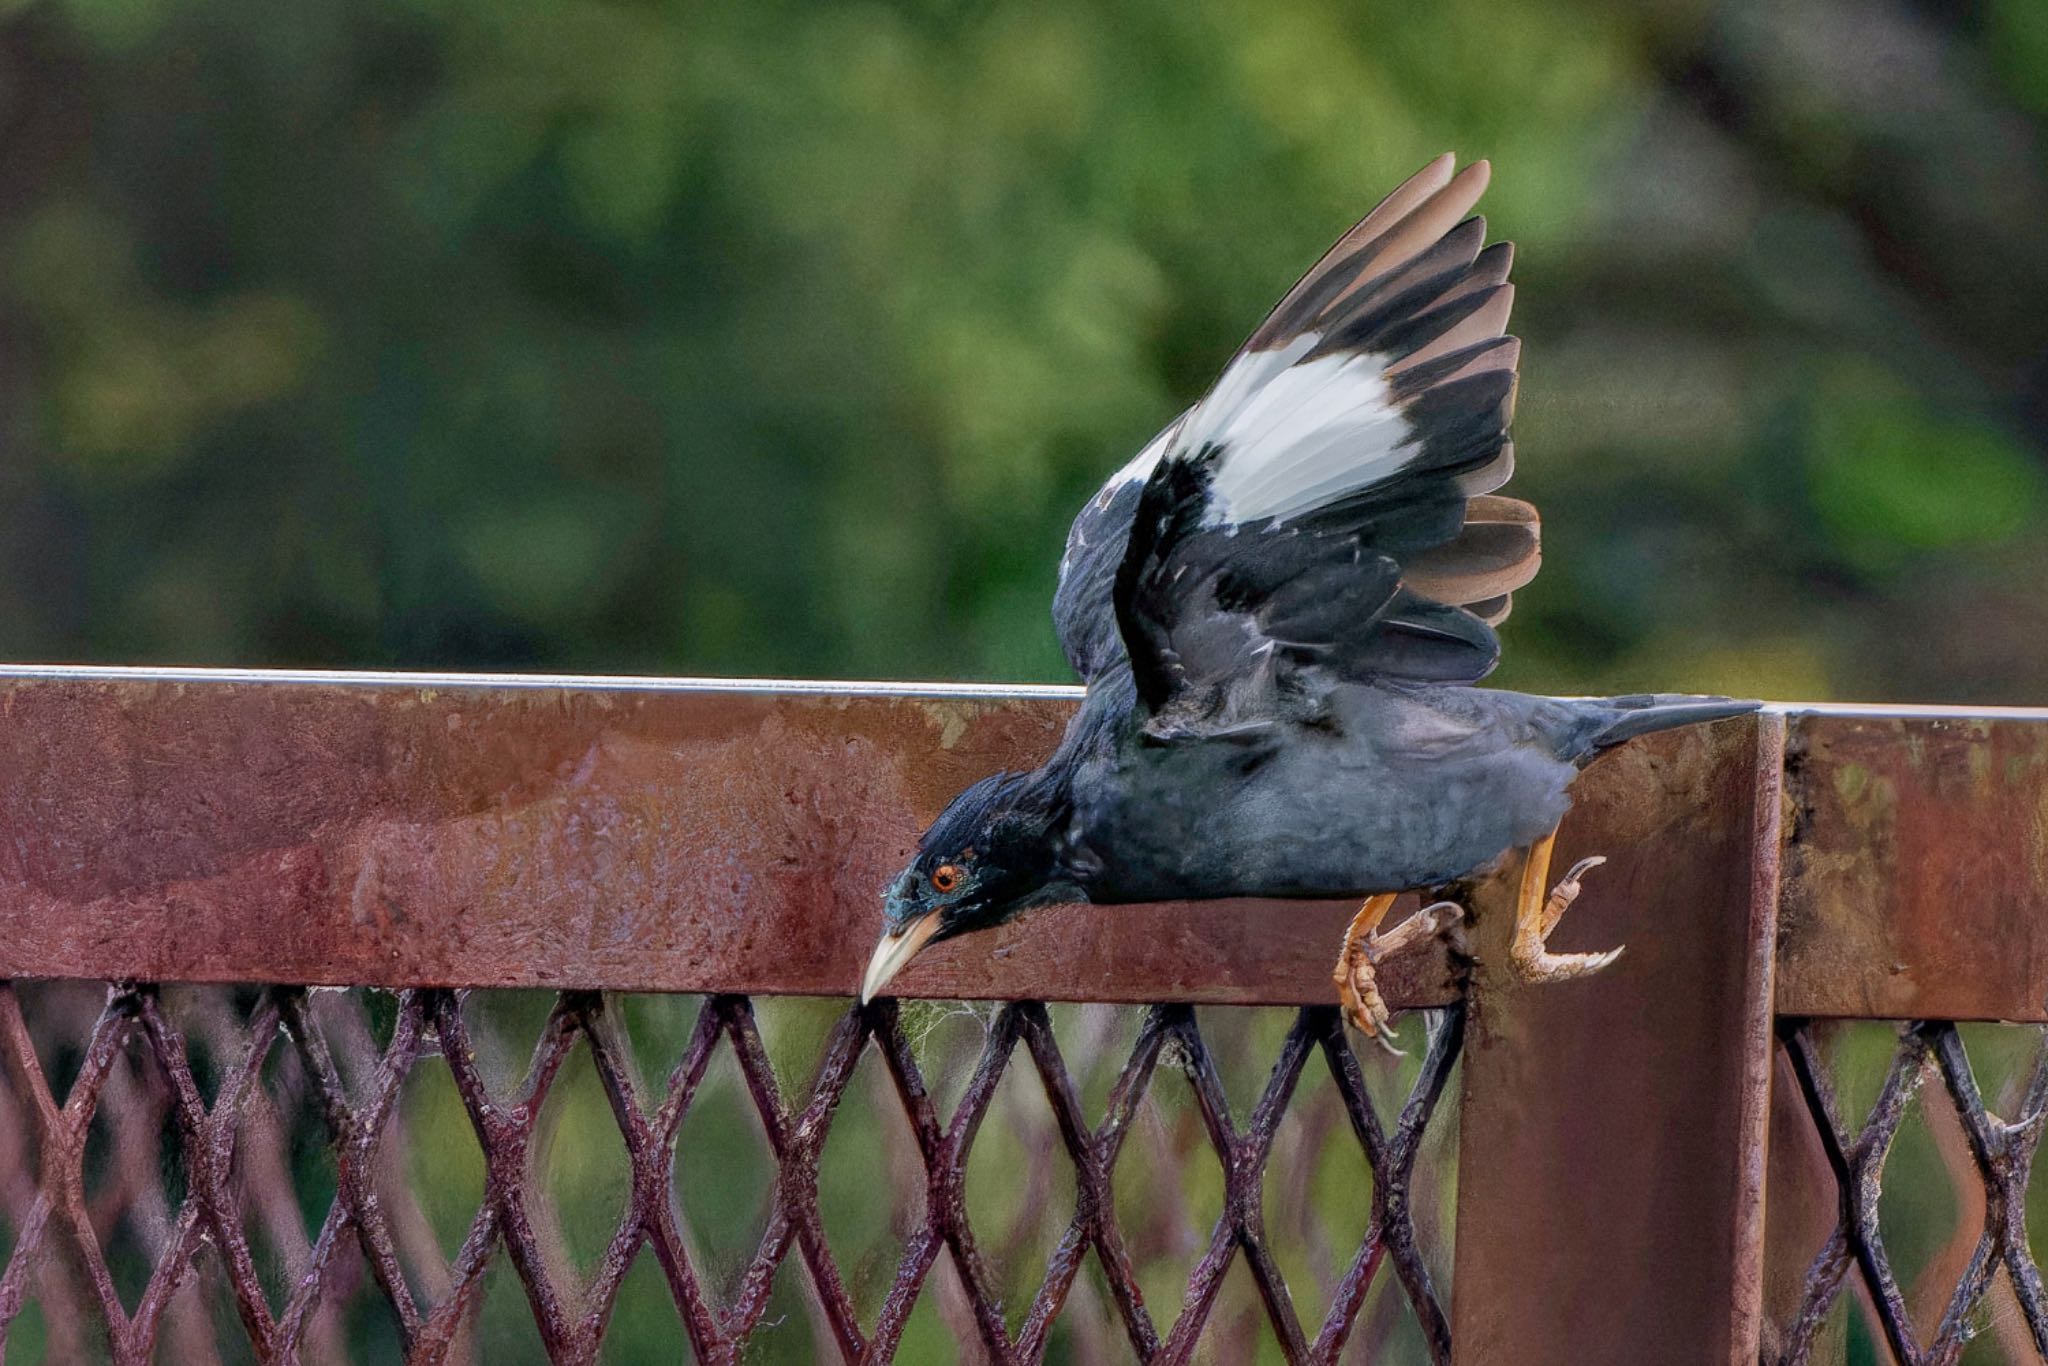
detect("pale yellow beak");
top-left (860, 910), bottom-right (944, 1004)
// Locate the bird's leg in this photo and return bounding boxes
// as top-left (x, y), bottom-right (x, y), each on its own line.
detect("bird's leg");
top-left (1509, 829), bottom-right (1622, 983)
top-left (1334, 893), bottom-right (1464, 1055)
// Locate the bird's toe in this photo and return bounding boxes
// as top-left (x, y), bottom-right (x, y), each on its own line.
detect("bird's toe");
top-left (1336, 897), bottom-right (1465, 1052)
top-left (1369, 899), bottom-right (1467, 958)
top-left (1336, 950), bottom-right (1405, 1052)
top-left (1541, 854), bottom-right (1605, 935)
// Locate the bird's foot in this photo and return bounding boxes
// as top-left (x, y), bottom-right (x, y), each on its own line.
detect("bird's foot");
top-left (1509, 854), bottom-right (1623, 984)
top-left (1335, 899), bottom-right (1464, 1056)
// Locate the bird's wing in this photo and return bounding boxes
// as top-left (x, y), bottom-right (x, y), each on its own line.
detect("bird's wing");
top-left (1052, 412), bottom-right (1186, 681)
top-left (1109, 154), bottom-right (1536, 721)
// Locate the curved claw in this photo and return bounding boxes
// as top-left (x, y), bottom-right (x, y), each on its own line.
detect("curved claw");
top-left (1413, 899), bottom-right (1465, 937)
top-left (1513, 845), bottom-right (1626, 985)
top-left (1559, 854), bottom-right (1606, 888)
top-left (1520, 944), bottom-right (1626, 983)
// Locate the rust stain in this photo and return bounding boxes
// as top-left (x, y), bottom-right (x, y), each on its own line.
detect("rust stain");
top-left (1777, 714), bottom-right (2048, 1022)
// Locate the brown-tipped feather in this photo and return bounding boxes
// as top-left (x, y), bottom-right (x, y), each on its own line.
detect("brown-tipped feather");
top-left (1456, 439), bottom-right (1516, 497)
top-left (1393, 230), bottom-right (1502, 315)
top-left (1354, 161), bottom-right (1491, 283)
top-left (1350, 153), bottom-right (1457, 246)
top-left (1402, 496), bottom-right (1542, 606)
top-left (1466, 494), bottom-right (1538, 525)
top-left (1247, 155), bottom-right (1473, 353)
top-left (1388, 285), bottom-right (1515, 375)
top-left (1466, 593), bottom-right (1514, 626)
top-left (1467, 240), bottom-right (1514, 288)
top-left (1335, 216), bottom-right (1489, 321)
top-left (1458, 335), bottom-right (1520, 382)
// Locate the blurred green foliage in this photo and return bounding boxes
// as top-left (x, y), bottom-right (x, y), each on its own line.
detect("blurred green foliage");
top-left (4, 0), bottom-right (2048, 1360)
top-left (5, 0), bottom-right (2048, 702)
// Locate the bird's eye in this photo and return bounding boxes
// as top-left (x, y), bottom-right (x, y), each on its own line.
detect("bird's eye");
top-left (930, 864), bottom-right (962, 893)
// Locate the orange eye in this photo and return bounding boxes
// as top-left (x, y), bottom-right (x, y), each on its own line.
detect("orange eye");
top-left (930, 864), bottom-right (961, 893)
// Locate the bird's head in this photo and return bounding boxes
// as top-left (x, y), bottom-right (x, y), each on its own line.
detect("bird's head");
top-left (861, 768), bottom-right (1074, 1003)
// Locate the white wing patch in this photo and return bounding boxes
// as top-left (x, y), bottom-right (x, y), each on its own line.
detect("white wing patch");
top-left (1178, 335), bottom-right (1414, 527)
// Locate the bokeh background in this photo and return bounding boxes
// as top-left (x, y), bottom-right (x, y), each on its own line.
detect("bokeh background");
top-left (5, 0), bottom-right (2048, 701)
top-left (2, 0), bottom-right (2047, 1363)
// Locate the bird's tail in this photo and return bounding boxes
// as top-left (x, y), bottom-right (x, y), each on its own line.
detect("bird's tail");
top-left (1571, 693), bottom-right (1761, 765)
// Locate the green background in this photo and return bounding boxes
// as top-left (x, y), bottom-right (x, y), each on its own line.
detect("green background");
top-left (7, 0), bottom-right (2048, 702)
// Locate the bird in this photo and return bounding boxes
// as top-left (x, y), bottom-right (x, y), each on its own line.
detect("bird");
top-left (859, 154), bottom-right (1757, 1046)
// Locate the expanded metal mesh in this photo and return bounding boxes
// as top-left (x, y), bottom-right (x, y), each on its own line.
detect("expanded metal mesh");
top-left (0, 982), bottom-right (1463, 1364)
top-left (1768, 1018), bottom-right (2048, 1365)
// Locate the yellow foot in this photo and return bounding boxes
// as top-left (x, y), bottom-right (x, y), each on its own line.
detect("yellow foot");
top-left (1509, 850), bottom-right (1624, 985)
top-left (1335, 899), bottom-right (1463, 1056)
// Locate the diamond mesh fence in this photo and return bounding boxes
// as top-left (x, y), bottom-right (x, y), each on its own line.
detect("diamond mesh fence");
top-left (12, 984), bottom-right (2048, 1362)
top-left (0, 981), bottom-right (1464, 1364)
top-left (1765, 1019), bottom-right (2048, 1365)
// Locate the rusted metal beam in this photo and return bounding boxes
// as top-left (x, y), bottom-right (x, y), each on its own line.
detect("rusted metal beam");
top-left (0, 669), bottom-right (2044, 1020)
top-left (1777, 711), bottom-right (2048, 1023)
top-left (1447, 711), bottom-right (1784, 1365)
top-left (0, 667), bottom-right (1457, 1005)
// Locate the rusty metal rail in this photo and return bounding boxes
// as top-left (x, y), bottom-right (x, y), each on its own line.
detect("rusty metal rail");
top-left (0, 667), bottom-right (2041, 1362)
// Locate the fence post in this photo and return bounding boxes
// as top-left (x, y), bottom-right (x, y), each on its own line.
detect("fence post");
top-left (1449, 712), bottom-right (1784, 1364)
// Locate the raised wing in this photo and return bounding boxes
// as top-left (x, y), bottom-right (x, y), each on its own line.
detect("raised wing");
top-left (1111, 155), bottom-right (1537, 721)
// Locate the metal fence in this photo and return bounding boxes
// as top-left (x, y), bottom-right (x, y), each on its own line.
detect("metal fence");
top-left (0, 668), bottom-right (2042, 1363)
top-left (0, 983), bottom-right (1466, 1364)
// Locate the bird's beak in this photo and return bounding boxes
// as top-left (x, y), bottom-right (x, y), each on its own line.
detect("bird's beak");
top-left (860, 910), bottom-right (944, 1005)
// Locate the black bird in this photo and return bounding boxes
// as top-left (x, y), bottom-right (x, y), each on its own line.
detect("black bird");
top-left (860, 155), bottom-right (1756, 1042)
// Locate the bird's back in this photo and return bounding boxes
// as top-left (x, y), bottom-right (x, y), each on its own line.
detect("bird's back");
top-left (1067, 683), bottom-right (1567, 902)
top-left (1065, 683), bottom-right (1755, 903)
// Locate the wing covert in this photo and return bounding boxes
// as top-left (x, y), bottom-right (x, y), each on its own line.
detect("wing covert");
top-left (1051, 414), bottom-right (1183, 681)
